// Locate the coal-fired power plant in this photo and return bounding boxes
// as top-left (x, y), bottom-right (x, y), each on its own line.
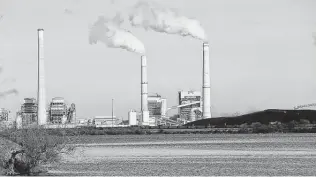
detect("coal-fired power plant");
top-left (202, 42), bottom-right (212, 119)
top-left (141, 55), bottom-right (149, 125)
top-left (37, 29), bottom-right (47, 125)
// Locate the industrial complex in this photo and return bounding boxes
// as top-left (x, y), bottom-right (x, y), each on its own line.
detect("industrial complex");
top-left (0, 28), bottom-right (213, 129)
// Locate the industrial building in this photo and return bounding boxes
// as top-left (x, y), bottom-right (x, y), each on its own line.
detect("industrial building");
top-left (178, 91), bottom-right (202, 121)
top-left (26, 29), bottom-right (211, 127)
top-left (0, 108), bottom-right (9, 121)
top-left (20, 98), bottom-right (38, 126)
top-left (48, 97), bottom-right (76, 124)
top-left (148, 93), bottom-right (167, 119)
top-left (48, 97), bottom-right (67, 124)
top-left (128, 110), bottom-right (137, 126)
top-left (138, 42), bottom-right (211, 125)
top-left (93, 116), bottom-right (119, 127)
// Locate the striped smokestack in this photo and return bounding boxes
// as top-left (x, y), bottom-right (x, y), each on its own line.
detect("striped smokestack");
top-left (141, 55), bottom-right (149, 125)
top-left (37, 29), bottom-right (47, 125)
top-left (202, 42), bottom-right (212, 119)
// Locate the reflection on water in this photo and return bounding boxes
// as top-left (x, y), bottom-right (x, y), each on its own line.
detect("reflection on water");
top-left (49, 134), bottom-right (316, 176)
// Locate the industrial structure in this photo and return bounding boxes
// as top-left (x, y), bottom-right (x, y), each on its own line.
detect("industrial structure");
top-left (37, 29), bottom-right (47, 125)
top-left (67, 103), bottom-right (76, 123)
top-left (178, 91), bottom-right (202, 121)
top-left (148, 93), bottom-right (167, 119)
top-left (202, 42), bottom-right (212, 119)
top-left (20, 98), bottom-right (38, 126)
top-left (16, 30), bottom-right (212, 128)
top-left (16, 96), bottom-right (76, 127)
top-left (48, 97), bottom-right (67, 124)
top-left (141, 55), bottom-right (149, 125)
top-left (128, 109), bottom-right (137, 126)
top-left (93, 116), bottom-right (119, 127)
top-left (47, 97), bottom-right (76, 124)
top-left (0, 108), bottom-right (9, 121)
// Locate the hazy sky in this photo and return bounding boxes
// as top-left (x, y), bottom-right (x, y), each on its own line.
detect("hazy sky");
top-left (0, 0), bottom-right (316, 119)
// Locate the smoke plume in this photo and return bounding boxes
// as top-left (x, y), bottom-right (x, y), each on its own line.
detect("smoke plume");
top-left (0, 89), bottom-right (18, 99)
top-left (89, 13), bottom-right (145, 54)
top-left (129, 1), bottom-right (207, 41)
top-left (313, 32), bottom-right (316, 45)
top-left (0, 65), bottom-right (18, 99)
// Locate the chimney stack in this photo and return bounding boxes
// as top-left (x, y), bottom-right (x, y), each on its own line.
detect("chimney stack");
top-left (37, 29), bottom-right (47, 125)
top-left (202, 43), bottom-right (212, 119)
top-left (141, 55), bottom-right (149, 125)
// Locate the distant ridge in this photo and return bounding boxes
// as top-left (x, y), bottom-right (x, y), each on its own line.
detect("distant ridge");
top-left (185, 109), bottom-right (316, 127)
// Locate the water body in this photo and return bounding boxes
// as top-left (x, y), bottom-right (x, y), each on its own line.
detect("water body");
top-left (48, 134), bottom-right (316, 176)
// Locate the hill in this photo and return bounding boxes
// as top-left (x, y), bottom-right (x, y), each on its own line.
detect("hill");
top-left (185, 109), bottom-right (316, 127)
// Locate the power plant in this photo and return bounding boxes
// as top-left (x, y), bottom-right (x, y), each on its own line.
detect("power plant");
top-left (37, 29), bottom-right (47, 125)
top-left (11, 29), bottom-right (212, 128)
top-left (134, 42), bottom-right (212, 126)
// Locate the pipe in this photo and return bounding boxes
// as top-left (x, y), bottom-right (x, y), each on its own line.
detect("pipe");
top-left (37, 29), bottom-right (47, 125)
top-left (141, 55), bottom-right (149, 125)
top-left (202, 42), bottom-right (212, 119)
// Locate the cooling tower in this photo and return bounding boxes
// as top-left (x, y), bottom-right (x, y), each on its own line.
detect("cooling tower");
top-left (37, 29), bottom-right (47, 125)
top-left (202, 43), bottom-right (212, 119)
top-left (141, 56), bottom-right (149, 125)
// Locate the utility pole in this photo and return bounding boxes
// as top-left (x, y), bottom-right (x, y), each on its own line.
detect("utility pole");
top-left (112, 98), bottom-right (114, 128)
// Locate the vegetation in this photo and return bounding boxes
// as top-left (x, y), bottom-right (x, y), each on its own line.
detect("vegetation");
top-left (1, 109), bottom-right (316, 175)
top-left (0, 127), bottom-right (74, 176)
top-left (8, 121), bottom-right (313, 137)
top-left (185, 109), bottom-right (316, 127)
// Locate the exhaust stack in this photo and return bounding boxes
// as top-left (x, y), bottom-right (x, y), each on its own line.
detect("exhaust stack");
top-left (141, 55), bottom-right (149, 125)
top-left (37, 29), bottom-right (47, 125)
top-left (202, 43), bottom-right (212, 118)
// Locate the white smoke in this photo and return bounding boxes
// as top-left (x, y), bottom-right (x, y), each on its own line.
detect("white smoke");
top-left (0, 89), bottom-right (18, 99)
top-left (0, 65), bottom-right (18, 99)
top-left (89, 13), bottom-right (145, 54)
top-left (129, 1), bottom-right (207, 41)
top-left (313, 32), bottom-right (316, 45)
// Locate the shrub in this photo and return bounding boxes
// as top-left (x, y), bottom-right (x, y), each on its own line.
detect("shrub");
top-left (299, 119), bottom-right (310, 124)
top-left (0, 127), bottom-right (74, 176)
top-left (251, 122), bottom-right (271, 133)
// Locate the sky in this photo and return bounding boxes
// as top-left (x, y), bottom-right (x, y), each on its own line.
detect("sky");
top-left (0, 0), bottom-right (316, 120)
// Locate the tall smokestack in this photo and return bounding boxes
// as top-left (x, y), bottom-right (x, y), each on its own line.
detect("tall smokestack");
top-left (37, 29), bottom-right (47, 125)
top-left (202, 43), bottom-right (211, 119)
top-left (141, 55), bottom-right (149, 125)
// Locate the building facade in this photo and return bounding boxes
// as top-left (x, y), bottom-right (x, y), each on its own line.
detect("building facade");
top-left (0, 108), bottom-right (9, 121)
top-left (48, 97), bottom-right (67, 124)
top-left (178, 91), bottom-right (202, 120)
top-left (128, 110), bottom-right (137, 126)
top-left (93, 116), bottom-right (119, 126)
top-left (21, 98), bottom-right (38, 126)
top-left (148, 94), bottom-right (167, 119)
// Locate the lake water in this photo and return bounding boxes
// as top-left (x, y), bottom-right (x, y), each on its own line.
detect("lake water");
top-left (48, 133), bottom-right (316, 176)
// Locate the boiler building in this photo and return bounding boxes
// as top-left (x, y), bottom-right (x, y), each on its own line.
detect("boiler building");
top-left (48, 97), bottom-right (67, 124)
top-left (20, 98), bottom-right (38, 126)
top-left (178, 91), bottom-right (202, 121)
top-left (0, 108), bottom-right (9, 121)
top-left (148, 94), bottom-right (167, 119)
top-left (47, 97), bottom-right (76, 125)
